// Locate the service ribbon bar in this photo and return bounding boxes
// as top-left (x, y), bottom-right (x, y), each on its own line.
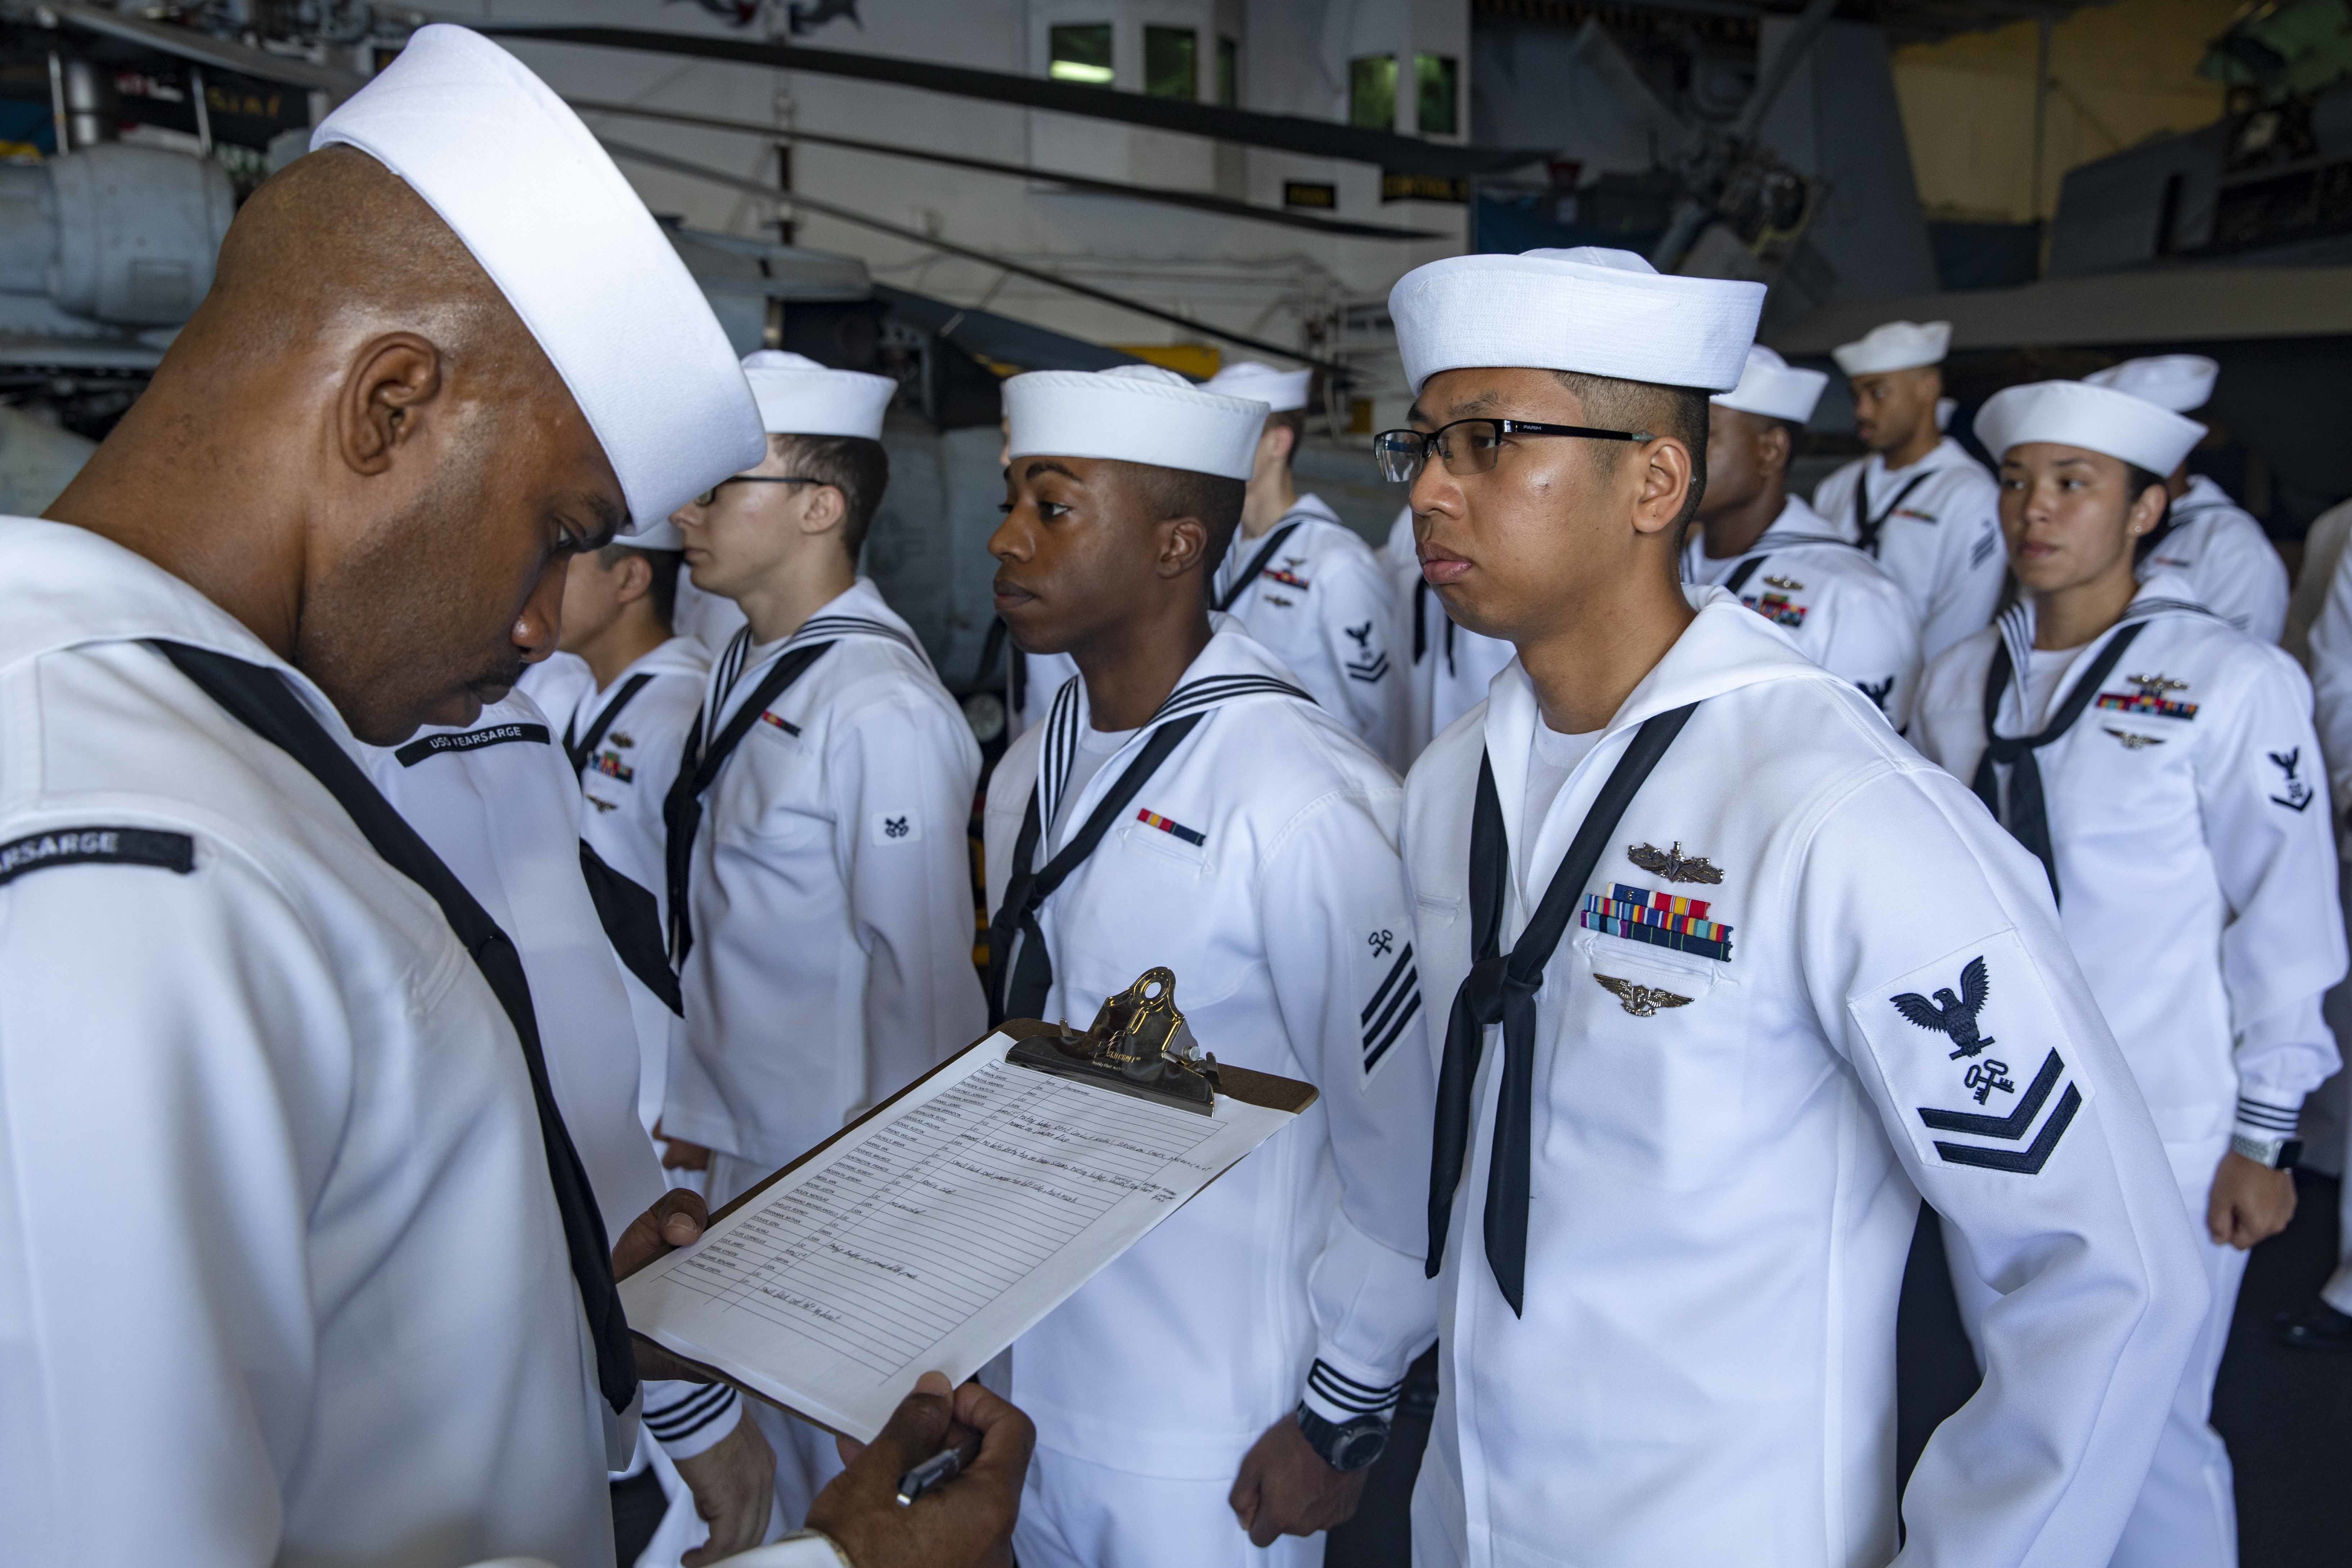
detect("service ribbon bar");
top-left (1578, 883), bottom-right (1734, 962)
top-left (2094, 692), bottom-right (2197, 720)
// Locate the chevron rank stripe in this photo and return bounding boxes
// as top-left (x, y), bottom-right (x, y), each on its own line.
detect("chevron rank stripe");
top-left (1361, 942), bottom-right (1420, 1073)
top-left (1917, 1049), bottom-right (2081, 1174)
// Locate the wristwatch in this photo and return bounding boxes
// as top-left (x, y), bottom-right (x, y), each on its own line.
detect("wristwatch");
top-left (1295, 1402), bottom-right (1390, 1473)
top-left (2230, 1132), bottom-right (2303, 1170)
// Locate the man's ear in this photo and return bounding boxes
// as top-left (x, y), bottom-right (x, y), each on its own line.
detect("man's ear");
top-left (1264, 423), bottom-right (1297, 467)
top-left (1155, 515), bottom-right (1209, 579)
top-left (798, 483), bottom-right (849, 537)
top-left (337, 332), bottom-right (444, 476)
top-left (613, 551), bottom-right (654, 607)
top-left (1759, 422), bottom-right (1794, 480)
top-left (1628, 435), bottom-right (1698, 539)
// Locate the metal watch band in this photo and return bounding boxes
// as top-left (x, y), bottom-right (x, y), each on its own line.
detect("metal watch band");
top-left (2230, 1132), bottom-right (2302, 1170)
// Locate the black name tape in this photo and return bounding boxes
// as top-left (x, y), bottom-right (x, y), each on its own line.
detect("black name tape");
top-left (394, 721), bottom-right (552, 767)
top-left (0, 826), bottom-right (196, 887)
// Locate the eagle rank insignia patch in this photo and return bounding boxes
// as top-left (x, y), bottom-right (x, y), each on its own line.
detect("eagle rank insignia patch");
top-left (1857, 934), bottom-right (2090, 1176)
top-left (1594, 974), bottom-right (1692, 1016)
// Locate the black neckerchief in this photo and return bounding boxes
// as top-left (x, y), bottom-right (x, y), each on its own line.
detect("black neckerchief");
top-left (1853, 469), bottom-right (1934, 558)
top-left (661, 637), bottom-right (834, 961)
top-left (1216, 520), bottom-right (1307, 613)
top-left (986, 713), bottom-right (1204, 1026)
top-left (564, 671), bottom-right (655, 777)
top-left (153, 641), bottom-right (638, 1416)
top-left (1428, 704), bottom-right (1698, 1315)
top-left (1969, 619), bottom-right (2149, 905)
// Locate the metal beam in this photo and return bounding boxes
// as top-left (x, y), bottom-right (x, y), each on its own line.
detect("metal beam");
top-left (492, 24), bottom-right (1546, 180)
top-left (599, 138), bottom-right (1342, 376)
top-left (568, 99), bottom-right (1444, 242)
top-left (22, 3), bottom-right (365, 96)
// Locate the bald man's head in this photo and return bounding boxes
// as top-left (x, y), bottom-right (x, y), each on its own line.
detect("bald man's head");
top-left (53, 146), bottom-right (625, 743)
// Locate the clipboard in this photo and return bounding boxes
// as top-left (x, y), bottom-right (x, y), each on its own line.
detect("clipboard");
top-left (619, 969), bottom-right (1314, 1442)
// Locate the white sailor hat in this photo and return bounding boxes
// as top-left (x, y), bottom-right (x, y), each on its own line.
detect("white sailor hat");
top-left (2082, 354), bottom-right (2219, 414)
top-left (311, 24), bottom-right (762, 536)
top-left (1388, 247), bottom-right (1762, 395)
top-left (1203, 360), bottom-right (1312, 414)
top-left (1974, 380), bottom-right (2207, 475)
top-left (1832, 320), bottom-right (1951, 377)
top-left (1710, 345), bottom-right (1828, 424)
top-left (1004, 364), bottom-right (1263, 481)
top-left (740, 350), bottom-right (897, 440)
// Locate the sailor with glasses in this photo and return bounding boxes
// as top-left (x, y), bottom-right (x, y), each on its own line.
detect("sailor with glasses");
top-left (660, 350), bottom-right (988, 1528)
top-left (1383, 247), bottom-right (2202, 1568)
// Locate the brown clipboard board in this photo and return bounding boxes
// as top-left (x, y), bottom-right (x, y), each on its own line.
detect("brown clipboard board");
top-left (622, 1017), bottom-right (1318, 1434)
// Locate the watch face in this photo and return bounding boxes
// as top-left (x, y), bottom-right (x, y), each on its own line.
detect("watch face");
top-left (1333, 1424), bottom-right (1389, 1473)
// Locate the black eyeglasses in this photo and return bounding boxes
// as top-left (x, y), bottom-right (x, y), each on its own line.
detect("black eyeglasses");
top-left (691, 475), bottom-right (822, 508)
top-left (1373, 418), bottom-right (1649, 484)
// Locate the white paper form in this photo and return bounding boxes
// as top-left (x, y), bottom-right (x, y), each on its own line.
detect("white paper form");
top-left (619, 1034), bottom-right (1297, 1441)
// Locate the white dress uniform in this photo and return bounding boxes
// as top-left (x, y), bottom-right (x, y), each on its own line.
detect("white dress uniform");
top-left (664, 577), bottom-right (986, 1200)
top-left (2140, 473), bottom-right (2288, 642)
top-left (363, 694), bottom-right (750, 1472)
top-left (1405, 592), bottom-right (2207, 1568)
top-left (1681, 496), bottom-right (1924, 728)
top-left (1812, 435), bottom-right (2006, 662)
top-left (1912, 576), bottom-right (2342, 1567)
top-left (1211, 492), bottom-right (1402, 759)
top-left (984, 628), bottom-right (1438, 1568)
top-left (1386, 505), bottom-right (1516, 771)
top-left (0, 519), bottom-right (614, 1567)
top-left (2286, 495), bottom-right (2352, 666)
top-left (539, 638), bottom-right (711, 1132)
top-left (367, 693), bottom-right (753, 1568)
top-left (2296, 525), bottom-right (2352, 1316)
top-left (0, 17), bottom-right (772, 1560)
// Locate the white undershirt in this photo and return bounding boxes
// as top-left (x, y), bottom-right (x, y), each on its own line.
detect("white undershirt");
top-left (2020, 645), bottom-right (2088, 732)
top-left (1522, 720), bottom-right (1604, 889)
top-left (1051, 724), bottom-right (1139, 842)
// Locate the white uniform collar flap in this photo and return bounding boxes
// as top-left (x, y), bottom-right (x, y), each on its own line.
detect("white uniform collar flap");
top-left (1481, 591), bottom-right (1832, 901)
top-left (0, 515), bottom-right (358, 751)
top-left (1034, 626), bottom-right (1310, 848)
top-left (1994, 570), bottom-right (2217, 728)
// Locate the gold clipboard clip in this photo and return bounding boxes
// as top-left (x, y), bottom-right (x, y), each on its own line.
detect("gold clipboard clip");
top-left (1005, 967), bottom-right (1221, 1114)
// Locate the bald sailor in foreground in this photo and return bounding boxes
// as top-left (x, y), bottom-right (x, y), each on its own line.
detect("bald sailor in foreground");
top-left (1386, 246), bottom-right (2204, 1567)
top-left (1813, 319), bottom-right (2006, 660)
top-left (0, 26), bottom-right (1028, 1568)
top-left (2083, 355), bottom-right (2289, 643)
top-left (1201, 360), bottom-right (1404, 759)
top-left (1684, 345), bottom-right (1921, 728)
